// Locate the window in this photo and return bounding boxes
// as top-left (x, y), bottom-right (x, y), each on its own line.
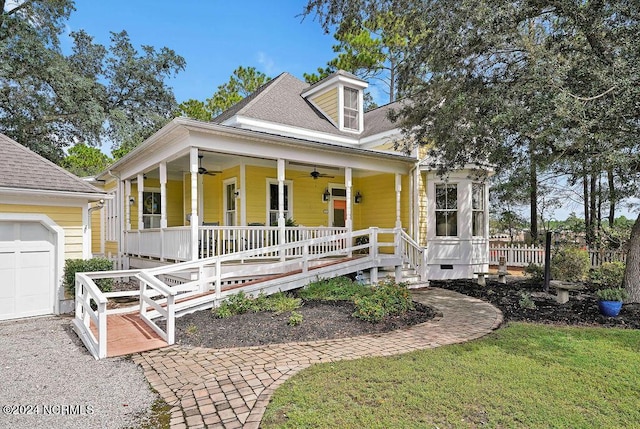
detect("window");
top-left (435, 184), bottom-right (457, 236)
top-left (142, 191), bottom-right (161, 229)
top-left (225, 181), bottom-right (236, 226)
top-left (472, 183), bottom-right (485, 237)
top-left (343, 87), bottom-right (359, 130)
top-left (105, 192), bottom-right (117, 240)
top-left (268, 182), bottom-right (290, 226)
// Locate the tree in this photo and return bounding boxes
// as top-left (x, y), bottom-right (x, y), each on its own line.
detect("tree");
top-left (303, 0), bottom-right (640, 300)
top-left (0, 1), bottom-right (185, 162)
top-left (61, 143), bottom-right (112, 177)
top-left (177, 66), bottom-right (270, 121)
top-left (304, 12), bottom-right (410, 104)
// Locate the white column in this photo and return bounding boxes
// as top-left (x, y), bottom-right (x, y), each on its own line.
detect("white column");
top-left (159, 162), bottom-right (167, 229)
top-left (345, 167), bottom-right (353, 230)
top-left (190, 148), bottom-right (199, 260)
top-left (240, 162), bottom-right (246, 226)
top-left (395, 173), bottom-right (402, 229)
top-left (277, 159), bottom-right (286, 261)
top-left (125, 179), bottom-right (131, 231)
top-left (137, 173), bottom-right (144, 230)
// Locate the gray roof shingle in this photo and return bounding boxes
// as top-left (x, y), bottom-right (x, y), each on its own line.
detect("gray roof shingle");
top-left (213, 72), bottom-right (400, 139)
top-left (0, 134), bottom-right (104, 195)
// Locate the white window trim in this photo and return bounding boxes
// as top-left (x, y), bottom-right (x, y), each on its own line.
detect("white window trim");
top-left (223, 178), bottom-right (237, 226)
top-left (141, 188), bottom-right (161, 229)
top-left (266, 179), bottom-right (293, 226)
top-left (435, 183), bottom-right (458, 237)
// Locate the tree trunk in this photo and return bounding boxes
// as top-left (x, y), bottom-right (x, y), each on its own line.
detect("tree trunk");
top-left (608, 168), bottom-right (615, 227)
top-left (623, 212), bottom-right (640, 303)
top-left (583, 174), bottom-right (590, 243)
top-left (589, 172), bottom-right (597, 245)
top-left (530, 155), bottom-right (538, 243)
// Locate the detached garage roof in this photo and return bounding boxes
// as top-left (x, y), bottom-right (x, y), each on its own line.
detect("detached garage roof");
top-left (0, 133), bottom-right (104, 196)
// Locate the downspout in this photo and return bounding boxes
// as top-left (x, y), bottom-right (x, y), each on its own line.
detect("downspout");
top-left (86, 199), bottom-right (105, 259)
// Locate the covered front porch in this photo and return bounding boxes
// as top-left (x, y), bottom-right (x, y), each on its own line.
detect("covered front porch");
top-left (99, 120), bottom-right (418, 266)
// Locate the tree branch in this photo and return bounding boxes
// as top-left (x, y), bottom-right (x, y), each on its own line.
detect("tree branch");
top-left (561, 85), bottom-right (617, 102)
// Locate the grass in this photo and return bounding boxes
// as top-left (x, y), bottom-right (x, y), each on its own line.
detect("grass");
top-left (261, 323), bottom-right (640, 428)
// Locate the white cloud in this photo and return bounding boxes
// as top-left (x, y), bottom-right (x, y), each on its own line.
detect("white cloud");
top-left (256, 52), bottom-right (277, 76)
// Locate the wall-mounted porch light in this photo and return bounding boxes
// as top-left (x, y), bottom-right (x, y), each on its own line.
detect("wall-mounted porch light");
top-left (129, 197), bottom-right (135, 206)
top-left (354, 191), bottom-right (363, 204)
top-left (322, 188), bottom-right (330, 202)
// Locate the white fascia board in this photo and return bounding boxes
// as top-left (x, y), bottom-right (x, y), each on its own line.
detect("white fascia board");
top-left (0, 187), bottom-right (109, 202)
top-left (301, 74), bottom-right (368, 99)
top-left (228, 115), bottom-right (361, 147)
top-left (359, 129), bottom-right (404, 149)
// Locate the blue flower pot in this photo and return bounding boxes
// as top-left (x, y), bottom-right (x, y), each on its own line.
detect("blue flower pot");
top-left (598, 300), bottom-right (623, 317)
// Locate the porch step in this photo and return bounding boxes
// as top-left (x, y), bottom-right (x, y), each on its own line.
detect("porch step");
top-left (360, 264), bottom-right (426, 288)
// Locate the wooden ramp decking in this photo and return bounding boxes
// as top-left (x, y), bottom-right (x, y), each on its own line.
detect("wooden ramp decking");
top-left (91, 314), bottom-right (167, 358)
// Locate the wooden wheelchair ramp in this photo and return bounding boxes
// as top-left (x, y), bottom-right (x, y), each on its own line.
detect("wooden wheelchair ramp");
top-left (91, 313), bottom-right (167, 358)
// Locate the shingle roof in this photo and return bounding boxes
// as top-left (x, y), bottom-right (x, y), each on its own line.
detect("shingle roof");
top-left (213, 72), bottom-right (399, 139)
top-left (0, 133), bottom-right (105, 195)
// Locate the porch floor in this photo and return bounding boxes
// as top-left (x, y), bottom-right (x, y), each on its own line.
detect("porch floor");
top-left (92, 314), bottom-right (167, 358)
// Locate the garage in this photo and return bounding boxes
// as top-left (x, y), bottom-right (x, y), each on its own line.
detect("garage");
top-left (0, 220), bottom-right (60, 321)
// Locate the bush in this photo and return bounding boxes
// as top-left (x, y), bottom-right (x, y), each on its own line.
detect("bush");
top-left (300, 276), bottom-right (370, 301)
top-left (213, 291), bottom-right (258, 318)
top-left (524, 263), bottom-right (544, 282)
top-left (63, 258), bottom-right (114, 296)
top-left (596, 288), bottom-right (628, 302)
top-left (551, 247), bottom-right (590, 282)
top-left (591, 262), bottom-right (625, 288)
top-left (264, 292), bottom-right (302, 314)
top-left (288, 311), bottom-right (303, 326)
top-left (353, 279), bottom-right (414, 323)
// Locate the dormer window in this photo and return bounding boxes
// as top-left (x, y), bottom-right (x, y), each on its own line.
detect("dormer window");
top-left (343, 87), bottom-right (359, 130)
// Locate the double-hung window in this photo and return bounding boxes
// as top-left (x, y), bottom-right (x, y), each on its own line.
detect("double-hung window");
top-left (268, 181), bottom-right (291, 226)
top-left (343, 87), bottom-right (359, 130)
top-left (435, 184), bottom-right (457, 236)
top-left (472, 183), bottom-right (485, 237)
top-left (142, 191), bottom-right (161, 229)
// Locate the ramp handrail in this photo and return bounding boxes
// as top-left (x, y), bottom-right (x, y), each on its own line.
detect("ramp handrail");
top-left (136, 271), bottom-right (177, 345)
top-left (73, 273), bottom-right (108, 359)
top-left (399, 230), bottom-right (426, 278)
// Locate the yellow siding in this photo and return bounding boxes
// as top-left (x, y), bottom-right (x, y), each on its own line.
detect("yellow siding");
top-left (130, 179), bottom-right (184, 229)
top-left (418, 172), bottom-right (427, 246)
top-left (91, 204), bottom-right (101, 254)
top-left (0, 204), bottom-right (84, 259)
top-left (292, 174), bottom-right (343, 226)
top-left (353, 174), bottom-right (409, 229)
top-left (202, 173), bottom-right (222, 224)
top-left (245, 166), bottom-right (272, 224)
top-left (105, 241), bottom-right (118, 259)
top-left (312, 87), bottom-right (338, 124)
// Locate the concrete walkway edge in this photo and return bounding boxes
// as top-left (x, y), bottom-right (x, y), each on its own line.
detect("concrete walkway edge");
top-left (133, 287), bottom-right (503, 428)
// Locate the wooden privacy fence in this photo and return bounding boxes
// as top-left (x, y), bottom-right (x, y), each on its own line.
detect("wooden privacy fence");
top-left (489, 245), bottom-right (626, 268)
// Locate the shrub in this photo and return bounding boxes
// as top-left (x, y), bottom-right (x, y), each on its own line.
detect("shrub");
top-left (265, 292), bottom-right (302, 314)
top-left (213, 291), bottom-right (258, 318)
top-left (596, 288), bottom-right (628, 302)
top-left (591, 261), bottom-right (625, 288)
top-left (551, 247), bottom-right (590, 282)
top-left (524, 263), bottom-right (544, 282)
top-left (288, 311), bottom-right (303, 326)
top-left (353, 279), bottom-right (414, 323)
top-left (64, 258), bottom-right (114, 296)
top-left (300, 276), bottom-right (370, 301)
top-left (518, 293), bottom-right (536, 310)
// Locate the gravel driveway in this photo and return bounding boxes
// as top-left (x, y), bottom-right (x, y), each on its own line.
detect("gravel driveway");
top-left (0, 315), bottom-right (157, 429)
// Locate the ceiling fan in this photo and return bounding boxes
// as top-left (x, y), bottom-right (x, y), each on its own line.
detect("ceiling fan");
top-left (308, 166), bottom-right (334, 180)
top-left (198, 155), bottom-right (221, 176)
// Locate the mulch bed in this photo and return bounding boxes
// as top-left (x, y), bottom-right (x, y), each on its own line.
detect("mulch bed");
top-left (173, 299), bottom-right (437, 349)
top-left (432, 278), bottom-right (640, 329)
top-left (166, 277), bottom-right (639, 349)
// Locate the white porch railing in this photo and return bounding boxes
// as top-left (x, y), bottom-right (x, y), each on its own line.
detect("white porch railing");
top-left (399, 230), bottom-right (427, 279)
top-left (137, 271), bottom-right (177, 345)
top-left (124, 226), bottom-right (349, 261)
top-left (489, 244), bottom-right (627, 268)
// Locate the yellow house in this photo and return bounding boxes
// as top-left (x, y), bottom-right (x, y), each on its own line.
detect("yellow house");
top-left (0, 134), bottom-right (108, 320)
top-left (94, 71), bottom-right (490, 281)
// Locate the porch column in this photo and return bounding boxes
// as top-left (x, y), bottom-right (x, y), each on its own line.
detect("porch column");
top-left (240, 162), bottom-right (246, 226)
top-left (137, 173), bottom-right (144, 230)
top-left (125, 179), bottom-right (131, 231)
top-left (159, 162), bottom-right (168, 229)
top-left (395, 173), bottom-right (402, 229)
top-left (190, 148), bottom-right (200, 260)
top-left (345, 167), bottom-right (353, 230)
top-left (277, 158), bottom-right (286, 261)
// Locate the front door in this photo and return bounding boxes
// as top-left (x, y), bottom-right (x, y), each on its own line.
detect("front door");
top-left (332, 199), bottom-right (346, 227)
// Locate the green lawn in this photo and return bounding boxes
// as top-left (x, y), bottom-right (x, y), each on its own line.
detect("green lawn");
top-left (261, 323), bottom-right (640, 428)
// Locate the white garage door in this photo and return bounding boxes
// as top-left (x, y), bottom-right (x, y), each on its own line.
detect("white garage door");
top-left (0, 221), bottom-right (56, 321)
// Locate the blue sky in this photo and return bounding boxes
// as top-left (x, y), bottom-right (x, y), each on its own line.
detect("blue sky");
top-left (66, 1), bottom-right (336, 104)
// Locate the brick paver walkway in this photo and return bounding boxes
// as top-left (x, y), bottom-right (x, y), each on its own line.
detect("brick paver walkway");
top-left (133, 287), bottom-right (503, 428)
